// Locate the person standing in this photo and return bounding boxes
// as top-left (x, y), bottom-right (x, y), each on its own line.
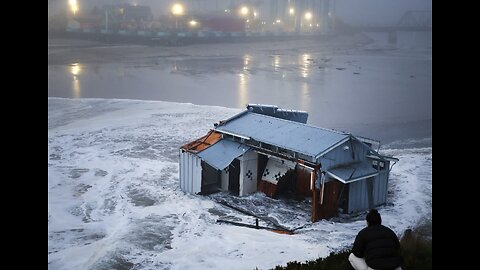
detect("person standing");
top-left (349, 209), bottom-right (403, 270)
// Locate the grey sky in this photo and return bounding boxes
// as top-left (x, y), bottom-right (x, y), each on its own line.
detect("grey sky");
top-left (50, 0), bottom-right (432, 27)
top-left (335, 0), bottom-right (432, 26)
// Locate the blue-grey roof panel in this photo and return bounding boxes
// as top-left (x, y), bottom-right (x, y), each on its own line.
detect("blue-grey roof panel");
top-left (215, 112), bottom-right (348, 157)
top-left (197, 139), bottom-right (250, 170)
top-left (327, 162), bottom-right (378, 183)
top-left (246, 104), bottom-right (309, 124)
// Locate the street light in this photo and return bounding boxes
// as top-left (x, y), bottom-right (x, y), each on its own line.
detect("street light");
top-left (172, 3), bottom-right (184, 16)
top-left (304, 12), bottom-right (312, 21)
top-left (69, 0), bottom-right (79, 16)
top-left (239, 6), bottom-right (249, 32)
top-left (171, 3), bottom-right (184, 29)
top-left (289, 7), bottom-right (296, 31)
top-left (189, 20), bottom-right (198, 27)
top-left (239, 6), bottom-right (249, 16)
top-left (303, 12), bottom-right (312, 32)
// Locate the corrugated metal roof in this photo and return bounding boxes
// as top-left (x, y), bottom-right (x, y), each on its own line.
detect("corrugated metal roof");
top-left (215, 112), bottom-right (348, 158)
top-left (326, 162), bottom-right (379, 183)
top-left (197, 139), bottom-right (250, 170)
top-left (246, 104), bottom-right (309, 124)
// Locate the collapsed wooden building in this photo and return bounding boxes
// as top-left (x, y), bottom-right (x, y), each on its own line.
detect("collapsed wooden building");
top-left (179, 104), bottom-right (397, 222)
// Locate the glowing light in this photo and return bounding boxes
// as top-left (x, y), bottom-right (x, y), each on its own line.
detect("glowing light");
top-left (304, 12), bottom-right (312, 20)
top-left (272, 55), bottom-right (280, 72)
top-left (70, 63), bottom-right (82, 98)
top-left (171, 3), bottom-right (184, 16)
top-left (72, 78), bottom-right (81, 98)
top-left (289, 8), bottom-right (295, 15)
top-left (240, 6), bottom-right (249, 16)
top-left (69, 0), bottom-right (79, 15)
top-left (70, 63), bottom-right (81, 76)
top-left (300, 54), bottom-right (311, 78)
top-left (253, 12), bottom-right (257, 17)
top-left (189, 20), bottom-right (198, 27)
top-left (238, 73), bottom-right (249, 107)
top-left (276, 19), bottom-right (281, 23)
top-left (243, 54), bottom-right (250, 71)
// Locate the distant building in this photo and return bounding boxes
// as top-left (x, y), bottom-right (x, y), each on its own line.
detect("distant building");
top-left (179, 104), bottom-right (397, 222)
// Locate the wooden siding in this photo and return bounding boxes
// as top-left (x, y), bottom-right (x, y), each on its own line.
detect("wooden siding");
top-left (295, 166), bottom-right (312, 197)
top-left (316, 180), bottom-right (343, 219)
top-left (257, 179), bottom-right (278, 198)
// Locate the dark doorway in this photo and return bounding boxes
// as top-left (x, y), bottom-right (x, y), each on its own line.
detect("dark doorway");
top-left (337, 183), bottom-right (349, 214)
top-left (228, 159), bottom-right (240, 196)
top-left (201, 161), bottom-right (221, 194)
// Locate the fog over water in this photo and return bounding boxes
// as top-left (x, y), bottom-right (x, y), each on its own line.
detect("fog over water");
top-left (49, 30), bottom-right (431, 145)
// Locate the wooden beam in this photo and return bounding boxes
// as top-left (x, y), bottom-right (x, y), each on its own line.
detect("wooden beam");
top-left (311, 170), bottom-right (318, 222)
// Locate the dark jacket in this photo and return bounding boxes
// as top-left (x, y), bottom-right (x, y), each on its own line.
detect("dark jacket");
top-left (352, 224), bottom-right (402, 270)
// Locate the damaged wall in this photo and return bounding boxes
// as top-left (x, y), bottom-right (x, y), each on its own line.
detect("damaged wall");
top-left (238, 151), bottom-right (258, 196)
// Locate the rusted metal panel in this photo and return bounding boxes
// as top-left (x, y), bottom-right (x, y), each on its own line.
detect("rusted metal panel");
top-left (180, 130), bottom-right (222, 153)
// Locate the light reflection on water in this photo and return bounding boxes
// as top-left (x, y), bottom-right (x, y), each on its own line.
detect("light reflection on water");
top-left (300, 54), bottom-right (311, 78)
top-left (70, 63), bottom-right (82, 98)
top-left (300, 82), bottom-right (310, 112)
top-left (243, 54), bottom-right (250, 71)
top-left (272, 55), bottom-right (280, 72)
top-left (48, 33), bottom-right (432, 144)
top-left (238, 73), bottom-right (249, 108)
top-left (238, 54), bottom-right (251, 107)
top-left (72, 78), bottom-right (80, 98)
top-left (70, 63), bottom-right (81, 76)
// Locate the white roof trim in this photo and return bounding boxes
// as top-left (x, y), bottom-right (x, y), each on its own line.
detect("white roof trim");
top-left (215, 129), bottom-right (250, 140)
top-left (326, 171), bottom-right (346, 183)
top-left (326, 171), bottom-right (379, 184)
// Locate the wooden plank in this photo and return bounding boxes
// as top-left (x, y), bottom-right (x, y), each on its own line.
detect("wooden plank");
top-left (257, 179), bottom-right (278, 198)
top-left (312, 170), bottom-right (318, 222)
top-left (317, 180), bottom-right (343, 219)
